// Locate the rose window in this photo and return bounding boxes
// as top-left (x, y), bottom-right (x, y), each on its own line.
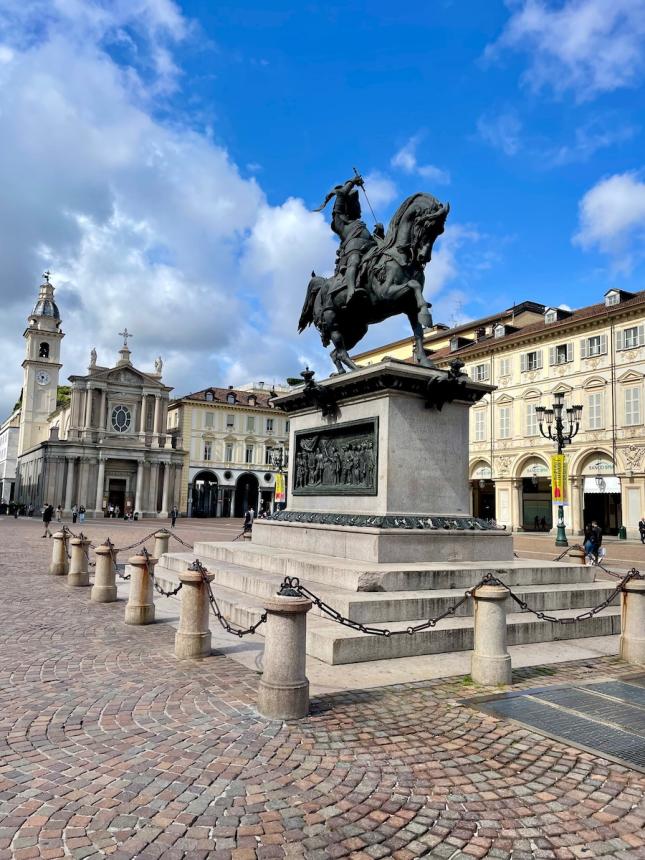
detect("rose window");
top-left (111, 405), bottom-right (131, 433)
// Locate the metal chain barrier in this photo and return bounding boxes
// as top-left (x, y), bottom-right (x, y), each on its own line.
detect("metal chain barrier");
top-left (277, 568), bottom-right (643, 637)
top-left (190, 559), bottom-right (267, 637)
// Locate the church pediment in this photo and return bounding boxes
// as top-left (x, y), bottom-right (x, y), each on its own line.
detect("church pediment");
top-left (108, 368), bottom-right (144, 385)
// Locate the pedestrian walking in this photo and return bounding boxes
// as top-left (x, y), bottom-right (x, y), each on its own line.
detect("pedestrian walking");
top-left (42, 503), bottom-right (54, 538)
top-left (55, 504), bottom-right (62, 523)
top-left (639, 515), bottom-right (645, 544)
top-left (79, 505), bottom-right (85, 524)
top-left (72, 504), bottom-right (78, 524)
top-left (170, 505), bottom-right (178, 528)
top-left (28, 503), bottom-right (34, 518)
top-left (243, 506), bottom-right (255, 534)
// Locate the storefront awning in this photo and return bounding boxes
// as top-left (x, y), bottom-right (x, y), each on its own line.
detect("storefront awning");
top-left (583, 476), bottom-right (621, 494)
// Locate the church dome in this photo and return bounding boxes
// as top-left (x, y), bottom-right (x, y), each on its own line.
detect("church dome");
top-left (32, 273), bottom-right (60, 320)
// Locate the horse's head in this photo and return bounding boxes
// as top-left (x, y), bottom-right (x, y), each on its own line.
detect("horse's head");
top-left (411, 198), bottom-right (450, 264)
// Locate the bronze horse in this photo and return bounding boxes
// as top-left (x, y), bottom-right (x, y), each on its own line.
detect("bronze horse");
top-left (298, 192), bottom-right (449, 373)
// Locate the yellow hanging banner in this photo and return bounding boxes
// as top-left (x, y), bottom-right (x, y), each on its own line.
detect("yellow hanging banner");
top-left (551, 454), bottom-right (568, 505)
top-left (275, 472), bottom-right (286, 504)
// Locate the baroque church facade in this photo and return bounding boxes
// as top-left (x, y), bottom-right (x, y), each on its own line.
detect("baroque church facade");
top-left (14, 275), bottom-right (184, 517)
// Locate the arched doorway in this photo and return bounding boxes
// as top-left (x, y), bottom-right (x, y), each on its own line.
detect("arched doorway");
top-left (580, 452), bottom-right (621, 535)
top-left (518, 456), bottom-right (551, 531)
top-left (234, 472), bottom-right (259, 517)
top-left (470, 461), bottom-right (495, 520)
top-left (191, 471), bottom-right (219, 517)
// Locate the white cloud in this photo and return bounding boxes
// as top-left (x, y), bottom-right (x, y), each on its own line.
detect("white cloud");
top-left (391, 136), bottom-right (450, 184)
top-left (573, 172), bottom-right (645, 271)
top-left (477, 111), bottom-right (523, 156)
top-left (487, 0), bottom-right (645, 101)
top-left (546, 119), bottom-right (636, 165)
top-left (361, 171), bottom-right (398, 210)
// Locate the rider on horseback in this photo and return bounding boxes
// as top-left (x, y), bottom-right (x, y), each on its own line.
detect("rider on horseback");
top-left (315, 174), bottom-right (377, 307)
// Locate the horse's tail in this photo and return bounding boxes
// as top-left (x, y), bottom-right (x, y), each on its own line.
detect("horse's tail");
top-left (298, 274), bottom-right (323, 332)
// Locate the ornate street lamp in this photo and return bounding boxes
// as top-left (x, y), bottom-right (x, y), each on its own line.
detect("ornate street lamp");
top-left (535, 393), bottom-right (583, 547)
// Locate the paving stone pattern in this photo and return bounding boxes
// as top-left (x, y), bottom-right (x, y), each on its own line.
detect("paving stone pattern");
top-left (1, 518), bottom-right (645, 859)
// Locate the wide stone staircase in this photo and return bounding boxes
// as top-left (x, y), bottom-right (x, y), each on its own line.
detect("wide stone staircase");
top-left (155, 540), bottom-right (622, 665)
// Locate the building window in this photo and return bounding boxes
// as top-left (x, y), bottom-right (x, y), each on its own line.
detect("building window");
top-left (625, 387), bottom-right (642, 426)
top-left (266, 417), bottom-right (274, 433)
top-left (605, 291), bottom-right (620, 307)
top-left (526, 403), bottom-right (538, 437)
top-left (226, 393), bottom-right (235, 404)
top-left (498, 406), bottom-right (511, 439)
top-left (225, 443), bottom-right (233, 462)
top-left (39, 342), bottom-right (50, 358)
top-left (498, 357), bottom-right (510, 377)
top-left (203, 441), bottom-right (212, 460)
top-left (520, 350), bottom-right (543, 372)
top-left (474, 410), bottom-right (486, 442)
top-left (618, 325), bottom-right (644, 350)
top-left (472, 363), bottom-right (489, 382)
top-left (248, 396), bottom-right (256, 406)
top-left (204, 412), bottom-right (214, 428)
top-left (265, 446), bottom-right (274, 464)
top-left (544, 309), bottom-right (558, 324)
top-left (205, 391), bottom-right (214, 402)
top-left (246, 416), bottom-right (255, 432)
top-left (586, 391), bottom-right (603, 430)
top-left (494, 324), bottom-right (505, 338)
top-left (226, 414), bottom-right (235, 429)
top-left (285, 420), bottom-right (290, 432)
top-left (111, 405), bottom-right (131, 433)
top-left (245, 445), bottom-right (254, 464)
top-left (548, 343), bottom-right (573, 365)
top-left (581, 334), bottom-right (607, 358)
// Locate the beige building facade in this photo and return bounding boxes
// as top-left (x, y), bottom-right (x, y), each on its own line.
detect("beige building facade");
top-left (354, 289), bottom-right (645, 537)
top-left (167, 383), bottom-right (289, 517)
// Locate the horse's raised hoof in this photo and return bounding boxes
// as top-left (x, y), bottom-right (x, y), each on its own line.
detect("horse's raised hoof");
top-left (419, 309), bottom-right (432, 328)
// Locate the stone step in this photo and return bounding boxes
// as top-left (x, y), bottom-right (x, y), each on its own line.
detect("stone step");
top-left (156, 553), bottom-right (618, 623)
top-left (154, 561), bottom-right (621, 664)
top-left (190, 541), bottom-right (593, 592)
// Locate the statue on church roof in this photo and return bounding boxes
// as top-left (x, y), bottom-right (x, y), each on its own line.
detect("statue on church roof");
top-left (90, 347), bottom-right (97, 368)
top-left (154, 356), bottom-right (163, 374)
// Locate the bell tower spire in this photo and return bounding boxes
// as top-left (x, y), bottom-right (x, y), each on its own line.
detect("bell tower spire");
top-left (17, 272), bottom-right (64, 455)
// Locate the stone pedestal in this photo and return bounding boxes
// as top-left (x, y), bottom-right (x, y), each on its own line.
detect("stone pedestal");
top-left (259, 361), bottom-right (509, 564)
top-left (257, 595), bottom-right (312, 720)
top-left (175, 568), bottom-right (215, 658)
top-left (124, 554), bottom-right (157, 625)
top-left (68, 536), bottom-right (91, 587)
top-left (154, 530), bottom-right (170, 560)
top-left (49, 531), bottom-right (69, 576)
top-left (620, 578), bottom-right (645, 665)
top-left (91, 544), bottom-right (118, 603)
top-left (471, 584), bottom-right (512, 686)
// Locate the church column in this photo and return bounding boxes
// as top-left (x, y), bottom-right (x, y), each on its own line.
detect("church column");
top-left (148, 462), bottom-right (159, 514)
top-left (134, 459), bottom-right (145, 515)
top-left (99, 390), bottom-right (107, 430)
top-left (95, 458), bottom-right (106, 514)
top-left (153, 396), bottom-right (161, 436)
top-left (64, 458), bottom-right (76, 511)
top-left (160, 462), bottom-right (170, 516)
top-left (78, 458), bottom-right (90, 508)
top-left (139, 396), bottom-right (147, 434)
top-left (84, 387), bottom-right (93, 428)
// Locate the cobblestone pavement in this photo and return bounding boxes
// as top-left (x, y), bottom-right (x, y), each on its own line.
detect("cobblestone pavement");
top-left (1, 519), bottom-right (644, 859)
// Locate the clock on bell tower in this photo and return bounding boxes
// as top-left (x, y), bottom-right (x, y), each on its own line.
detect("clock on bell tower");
top-left (17, 272), bottom-right (64, 456)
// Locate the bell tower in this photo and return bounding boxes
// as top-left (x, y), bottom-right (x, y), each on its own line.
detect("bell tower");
top-left (17, 272), bottom-right (64, 455)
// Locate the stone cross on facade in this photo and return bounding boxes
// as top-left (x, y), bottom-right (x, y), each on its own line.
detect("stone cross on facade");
top-left (118, 328), bottom-right (133, 348)
top-left (42, 270), bottom-right (51, 283)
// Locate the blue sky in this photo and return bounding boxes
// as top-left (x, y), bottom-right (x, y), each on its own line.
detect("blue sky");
top-left (0, 0), bottom-right (644, 416)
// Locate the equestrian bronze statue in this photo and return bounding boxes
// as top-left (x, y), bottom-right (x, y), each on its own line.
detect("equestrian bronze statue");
top-left (298, 173), bottom-right (449, 373)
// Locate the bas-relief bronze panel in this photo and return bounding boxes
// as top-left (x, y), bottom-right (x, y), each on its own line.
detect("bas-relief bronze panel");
top-left (292, 418), bottom-right (378, 496)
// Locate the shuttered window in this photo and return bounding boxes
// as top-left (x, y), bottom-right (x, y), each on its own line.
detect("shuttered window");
top-left (581, 334), bottom-right (607, 358)
top-left (498, 357), bottom-right (510, 377)
top-left (549, 343), bottom-right (573, 365)
top-left (586, 392), bottom-right (603, 430)
top-left (474, 410), bottom-right (486, 441)
top-left (625, 388), bottom-right (642, 426)
top-left (520, 350), bottom-right (543, 372)
top-left (526, 403), bottom-right (539, 437)
top-left (473, 363), bottom-right (489, 382)
top-left (617, 325), bottom-right (644, 350)
top-left (498, 406), bottom-right (511, 439)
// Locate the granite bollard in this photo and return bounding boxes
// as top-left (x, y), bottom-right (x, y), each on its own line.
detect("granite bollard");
top-left (257, 594), bottom-right (312, 720)
top-left (91, 543), bottom-right (118, 603)
top-left (175, 566), bottom-right (215, 658)
top-left (49, 530), bottom-right (69, 576)
top-left (68, 535), bottom-right (91, 587)
top-left (153, 530), bottom-right (170, 560)
top-left (124, 553), bottom-right (157, 625)
top-left (620, 577), bottom-right (645, 665)
top-left (471, 583), bottom-right (512, 686)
